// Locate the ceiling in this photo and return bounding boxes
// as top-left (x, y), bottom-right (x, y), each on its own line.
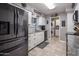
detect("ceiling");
top-left (27, 3), bottom-right (72, 16)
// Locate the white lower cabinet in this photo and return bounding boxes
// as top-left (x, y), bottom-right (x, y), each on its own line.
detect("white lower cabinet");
top-left (28, 32), bottom-right (44, 50)
top-left (28, 34), bottom-right (35, 50)
top-left (36, 32), bottom-right (44, 44)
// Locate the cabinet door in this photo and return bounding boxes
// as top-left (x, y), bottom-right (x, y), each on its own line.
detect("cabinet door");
top-left (34, 32), bottom-right (44, 46)
top-left (28, 34), bottom-right (35, 50)
top-left (38, 16), bottom-right (46, 25)
top-left (28, 12), bottom-right (32, 24)
top-left (28, 38), bottom-right (34, 50)
top-left (38, 16), bottom-right (42, 25)
top-left (35, 33), bottom-right (41, 44)
top-left (33, 34), bottom-right (38, 47)
top-left (40, 32), bottom-right (44, 42)
top-left (37, 32), bottom-right (44, 43)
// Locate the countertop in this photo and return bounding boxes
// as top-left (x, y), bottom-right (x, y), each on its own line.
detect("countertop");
top-left (28, 30), bottom-right (47, 34)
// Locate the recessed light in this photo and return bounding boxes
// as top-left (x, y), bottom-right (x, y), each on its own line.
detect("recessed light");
top-left (44, 3), bottom-right (55, 9)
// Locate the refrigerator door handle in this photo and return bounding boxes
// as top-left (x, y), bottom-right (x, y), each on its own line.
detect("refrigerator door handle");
top-left (14, 8), bottom-right (16, 35)
top-left (14, 9), bottom-right (19, 36)
top-left (73, 13), bottom-right (75, 21)
top-left (16, 10), bottom-right (19, 36)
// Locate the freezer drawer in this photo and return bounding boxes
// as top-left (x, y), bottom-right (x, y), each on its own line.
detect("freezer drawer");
top-left (0, 37), bottom-right (28, 56)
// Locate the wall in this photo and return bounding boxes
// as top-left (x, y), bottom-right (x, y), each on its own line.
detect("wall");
top-left (66, 4), bottom-right (79, 55)
top-left (66, 10), bottom-right (76, 55)
top-left (45, 16), bottom-right (51, 40)
top-left (72, 3), bottom-right (79, 56)
top-left (59, 8), bottom-right (76, 55)
top-left (59, 13), bottom-right (67, 41)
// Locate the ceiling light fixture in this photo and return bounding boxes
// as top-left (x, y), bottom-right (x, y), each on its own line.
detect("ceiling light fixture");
top-left (44, 2), bottom-right (55, 9)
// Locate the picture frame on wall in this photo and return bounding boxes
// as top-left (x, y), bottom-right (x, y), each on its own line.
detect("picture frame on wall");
top-left (47, 20), bottom-right (48, 24)
top-left (62, 20), bottom-right (65, 27)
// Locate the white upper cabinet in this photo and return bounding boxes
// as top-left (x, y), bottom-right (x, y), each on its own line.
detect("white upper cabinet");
top-left (38, 16), bottom-right (46, 25)
top-left (28, 11), bottom-right (32, 24)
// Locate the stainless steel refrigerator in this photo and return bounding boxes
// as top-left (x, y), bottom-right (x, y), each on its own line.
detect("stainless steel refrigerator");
top-left (0, 3), bottom-right (28, 56)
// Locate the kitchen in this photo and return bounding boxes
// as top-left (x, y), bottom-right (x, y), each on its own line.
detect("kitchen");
top-left (0, 3), bottom-right (79, 56)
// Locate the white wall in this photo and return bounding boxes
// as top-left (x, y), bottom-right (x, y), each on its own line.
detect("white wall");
top-left (66, 4), bottom-right (79, 55)
top-left (72, 3), bottom-right (79, 56)
top-left (66, 7), bottom-right (76, 55)
top-left (59, 13), bottom-right (67, 41)
top-left (45, 16), bottom-right (51, 40)
top-left (67, 11), bottom-right (75, 50)
top-left (67, 12), bottom-right (75, 32)
top-left (59, 9), bottom-right (76, 55)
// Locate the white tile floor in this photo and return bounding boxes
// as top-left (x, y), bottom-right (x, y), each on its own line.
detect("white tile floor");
top-left (28, 37), bottom-right (66, 56)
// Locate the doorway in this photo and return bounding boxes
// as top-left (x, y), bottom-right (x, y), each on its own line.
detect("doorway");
top-left (51, 16), bottom-right (60, 38)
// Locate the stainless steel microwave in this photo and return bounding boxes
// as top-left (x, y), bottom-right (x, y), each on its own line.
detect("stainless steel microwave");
top-left (73, 10), bottom-right (79, 23)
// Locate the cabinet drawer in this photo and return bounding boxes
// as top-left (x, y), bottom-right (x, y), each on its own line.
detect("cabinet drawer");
top-left (28, 34), bottom-right (35, 37)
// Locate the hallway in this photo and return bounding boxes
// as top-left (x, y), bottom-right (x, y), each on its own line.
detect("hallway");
top-left (29, 37), bottom-right (66, 56)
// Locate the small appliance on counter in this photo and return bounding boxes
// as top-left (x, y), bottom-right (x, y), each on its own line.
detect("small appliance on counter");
top-left (40, 26), bottom-right (48, 41)
top-left (40, 26), bottom-right (45, 30)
